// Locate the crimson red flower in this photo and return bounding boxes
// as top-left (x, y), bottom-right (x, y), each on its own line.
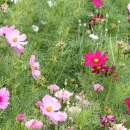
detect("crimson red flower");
top-left (92, 65), bottom-right (115, 76)
top-left (84, 50), bottom-right (108, 67)
top-left (124, 97), bottom-right (130, 114)
top-left (89, 14), bottom-right (105, 25)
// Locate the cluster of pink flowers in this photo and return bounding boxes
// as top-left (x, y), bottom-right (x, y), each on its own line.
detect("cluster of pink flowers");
top-left (35, 84), bottom-right (73, 125)
top-left (29, 55), bottom-right (41, 79)
top-left (16, 113), bottom-right (43, 129)
top-left (83, 50), bottom-right (115, 75)
top-left (0, 25), bottom-right (28, 54)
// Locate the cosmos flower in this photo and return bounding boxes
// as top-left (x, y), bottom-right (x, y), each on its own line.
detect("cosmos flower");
top-left (0, 26), bottom-right (28, 54)
top-left (100, 115), bottom-right (116, 127)
top-left (5, 29), bottom-right (27, 48)
top-left (55, 89), bottom-right (73, 102)
top-left (29, 55), bottom-right (41, 79)
top-left (128, 3), bottom-right (130, 13)
top-left (83, 50), bottom-right (108, 67)
top-left (39, 95), bottom-right (61, 116)
top-left (0, 87), bottom-right (10, 110)
top-left (48, 84), bottom-right (60, 93)
top-left (48, 111), bottom-right (67, 125)
top-left (124, 97), bottom-right (130, 114)
top-left (16, 112), bottom-right (26, 122)
top-left (92, 0), bottom-right (103, 8)
top-left (109, 124), bottom-right (127, 130)
top-left (25, 119), bottom-right (43, 129)
top-left (0, 26), bottom-right (15, 36)
top-left (93, 84), bottom-right (104, 92)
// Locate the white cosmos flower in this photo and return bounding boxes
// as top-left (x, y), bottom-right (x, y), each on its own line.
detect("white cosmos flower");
top-left (32, 25), bottom-right (39, 32)
top-left (89, 34), bottom-right (99, 40)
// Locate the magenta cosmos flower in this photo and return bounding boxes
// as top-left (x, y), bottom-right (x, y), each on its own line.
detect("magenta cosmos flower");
top-left (25, 119), bottom-right (43, 129)
top-left (0, 87), bottom-right (10, 110)
top-left (29, 55), bottom-right (41, 79)
top-left (55, 89), bottom-right (73, 102)
top-left (48, 111), bottom-right (67, 125)
top-left (92, 0), bottom-right (103, 8)
top-left (39, 95), bottom-right (61, 116)
top-left (84, 50), bottom-right (108, 67)
top-left (48, 84), bottom-right (60, 93)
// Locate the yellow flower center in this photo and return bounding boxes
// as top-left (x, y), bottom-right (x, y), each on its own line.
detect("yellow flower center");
top-left (13, 37), bottom-right (18, 43)
top-left (46, 106), bottom-right (53, 112)
top-left (93, 58), bottom-right (99, 63)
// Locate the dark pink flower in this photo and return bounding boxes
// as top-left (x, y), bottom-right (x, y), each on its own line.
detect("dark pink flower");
top-left (16, 112), bottom-right (26, 122)
top-left (84, 50), bottom-right (108, 67)
top-left (0, 87), bottom-right (10, 110)
top-left (100, 115), bottom-right (116, 127)
top-left (92, 0), bottom-right (103, 8)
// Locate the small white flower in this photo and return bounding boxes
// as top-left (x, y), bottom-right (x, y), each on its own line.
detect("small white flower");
top-left (11, 0), bottom-right (20, 4)
top-left (32, 25), bottom-right (39, 32)
top-left (83, 23), bottom-right (87, 27)
top-left (89, 34), bottom-right (99, 40)
top-left (47, 0), bottom-right (56, 8)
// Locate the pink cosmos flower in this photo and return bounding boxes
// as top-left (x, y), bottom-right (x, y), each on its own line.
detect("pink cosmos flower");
top-left (39, 95), bottom-right (61, 116)
top-left (0, 26), bottom-right (15, 36)
top-left (5, 29), bottom-right (27, 47)
top-left (16, 112), bottom-right (26, 122)
top-left (84, 50), bottom-right (108, 67)
top-left (0, 25), bottom-right (27, 54)
top-left (29, 55), bottom-right (41, 79)
top-left (48, 84), bottom-right (60, 93)
top-left (128, 3), bottom-right (130, 13)
top-left (25, 119), bottom-right (43, 129)
top-left (92, 0), bottom-right (103, 8)
top-left (48, 111), bottom-right (67, 124)
top-left (93, 83), bottom-right (104, 92)
top-left (55, 89), bottom-right (73, 102)
top-left (0, 87), bottom-right (10, 110)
